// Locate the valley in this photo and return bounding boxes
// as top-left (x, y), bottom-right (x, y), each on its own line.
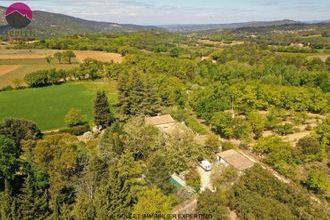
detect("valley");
top-left (0, 4), bottom-right (329, 220)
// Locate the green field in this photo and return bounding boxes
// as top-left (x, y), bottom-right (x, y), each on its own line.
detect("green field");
top-left (0, 80), bottom-right (117, 130)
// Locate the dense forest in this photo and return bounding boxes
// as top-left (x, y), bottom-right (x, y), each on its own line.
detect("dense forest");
top-left (1, 23), bottom-right (330, 219)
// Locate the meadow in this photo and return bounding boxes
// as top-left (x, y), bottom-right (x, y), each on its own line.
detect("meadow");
top-left (0, 80), bottom-right (117, 130)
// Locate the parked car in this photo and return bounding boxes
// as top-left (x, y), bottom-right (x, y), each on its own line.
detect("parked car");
top-left (199, 160), bottom-right (212, 171)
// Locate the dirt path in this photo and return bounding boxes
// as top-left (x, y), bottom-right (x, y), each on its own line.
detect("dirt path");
top-left (228, 209), bottom-right (238, 220)
top-left (197, 167), bottom-right (214, 191)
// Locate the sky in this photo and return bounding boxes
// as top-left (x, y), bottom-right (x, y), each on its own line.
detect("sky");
top-left (0, 0), bottom-right (329, 25)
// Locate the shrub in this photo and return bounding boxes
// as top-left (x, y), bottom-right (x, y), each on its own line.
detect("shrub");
top-left (64, 108), bottom-right (86, 127)
top-left (221, 141), bottom-right (236, 151)
top-left (297, 136), bottom-right (321, 156)
top-left (198, 190), bottom-right (229, 220)
top-left (254, 136), bottom-right (297, 177)
top-left (247, 111), bottom-right (265, 139)
top-left (304, 170), bottom-right (329, 194)
top-left (229, 165), bottom-right (329, 220)
top-left (169, 109), bottom-right (208, 134)
top-left (274, 123), bottom-right (294, 135)
top-left (204, 135), bottom-right (221, 155)
top-left (0, 85), bottom-right (14, 92)
top-left (185, 168), bottom-right (201, 192)
top-left (211, 112), bottom-right (234, 138)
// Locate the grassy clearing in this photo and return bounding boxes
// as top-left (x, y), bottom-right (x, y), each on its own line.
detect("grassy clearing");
top-left (0, 80), bottom-right (117, 130)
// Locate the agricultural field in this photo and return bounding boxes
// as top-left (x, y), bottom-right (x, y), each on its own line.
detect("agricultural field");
top-left (0, 49), bottom-right (55, 59)
top-left (0, 80), bottom-right (117, 130)
top-left (0, 49), bottom-right (123, 88)
top-left (74, 50), bottom-right (123, 63)
top-left (0, 65), bottom-right (21, 76)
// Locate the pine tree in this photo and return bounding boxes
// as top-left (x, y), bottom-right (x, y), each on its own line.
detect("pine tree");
top-left (142, 74), bottom-right (161, 116)
top-left (132, 187), bottom-right (173, 217)
top-left (146, 153), bottom-right (174, 194)
top-left (71, 193), bottom-right (96, 220)
top-left (94, 155), bottom-right (146, 219)
top-left (129, 72), bottom-right (145, 115)
top-left (18, 175), bottom-right (50, 220)
top-left (118, 72), bottom-right (161, 116)
top-left (94, 166), bottom-right (125, 219)
top-left (94, 91), bottom-right (113, 129)
top-left (118, 73), bottom-right (132, 116)
top-left (0, 187), bottom-right (13, 220)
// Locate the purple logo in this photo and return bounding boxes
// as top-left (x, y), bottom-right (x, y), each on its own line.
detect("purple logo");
top-left (5, 2), bottom-right (32, 29)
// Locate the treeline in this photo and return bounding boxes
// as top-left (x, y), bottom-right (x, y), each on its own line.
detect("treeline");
top-left (14, 31), bottom-right (191, 55)
top-left (13, 31), bottom-right (214, 59)
top-left (206, 44), bottom-right (330, 91)
top-left (197, 59), bottom-right (330, 90)
top-left (24, 69), bottom-right (67, 87)
top-left (190, 82), bottom-right (329, 119)
top-left (268, 45), bottom-right (317, 53)
top-left (24, 59), bottom-right (115, 87)
top-left (50, 51), bottom-right (76, 64)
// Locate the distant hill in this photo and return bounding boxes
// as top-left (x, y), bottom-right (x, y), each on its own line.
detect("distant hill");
top-left (0, 6), bottom-right (326, 37)
top-left (161, 19), bottom-right (301, 32)
top-left (320, 19), bottom-right (330, 24)
top-left (0, 6), bottom-right (160, 37)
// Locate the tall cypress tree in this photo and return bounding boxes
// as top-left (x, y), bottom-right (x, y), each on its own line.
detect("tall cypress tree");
top-left (94, 91), bottom-right (113, 129)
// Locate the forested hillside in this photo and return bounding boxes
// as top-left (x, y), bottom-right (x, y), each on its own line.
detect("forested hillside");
top-left (0, 6), bottom-right (159, 37)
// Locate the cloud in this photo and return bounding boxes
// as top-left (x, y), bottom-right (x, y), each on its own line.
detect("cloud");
top-left (0, 0), bottom-right (329, 24)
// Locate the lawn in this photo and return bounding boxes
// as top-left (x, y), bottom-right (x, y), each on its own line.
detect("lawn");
top-left (0, 80), bottom-right (117, 130)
